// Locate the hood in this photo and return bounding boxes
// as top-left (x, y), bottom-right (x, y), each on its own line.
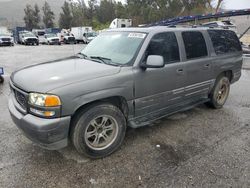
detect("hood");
top-left (24, 37), bottom-right (37, 40)
top-left (87, 37), bottom-right (95, 41)
top-left (11, 57), bottom-right (121, 93)
top-left (0, 36), bottom-right (11, 39)
top-left (48, 37), bottom-right (59, 40)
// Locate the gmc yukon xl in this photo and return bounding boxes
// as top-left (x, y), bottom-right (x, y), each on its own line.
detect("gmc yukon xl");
top-left (9, 27), bottom-right (242, 158)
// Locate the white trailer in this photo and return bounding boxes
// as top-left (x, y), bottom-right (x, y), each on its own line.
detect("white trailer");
top-left (71, 27), bottom-right (95, 43)
top-left (109, 18), bottom-right (132, 29)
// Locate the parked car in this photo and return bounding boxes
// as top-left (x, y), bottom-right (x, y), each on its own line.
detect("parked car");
top-left (63, 33), bottom-right (76, 44)
top-left (44, 33), bottom-right (61, 45)
top-left (9, 27), bottom-right (242, 158)
top-left (19, 31), bottom-right (39, 45)
top-left (202, 20), bottom-right (238, 33)
top-left (242, 43), bottom-right (250, 54)
top-left (0, 33), bottom-right (14, 46)
top-left (12, 27), bottom-right (27, 44)
top-left (71, 27), bottom-right (93, 43)
top-left (82, 32), bottom-right (97, 44)
top-left (109, 18), bottom-right (132, 29)
top-left (32, 29), bottom-right (46, 44)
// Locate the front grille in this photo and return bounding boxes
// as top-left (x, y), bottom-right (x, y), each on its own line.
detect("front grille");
top-left (2, 38), bottom-right (11, 42)
top-left (68, 37), bottom-right (75, 41)
top-left (52, 39), bottom-right (59, 42)
top-left (26, 38), bottom-right (37, 43)
top-left (14, 89), bottom-right (27, 110)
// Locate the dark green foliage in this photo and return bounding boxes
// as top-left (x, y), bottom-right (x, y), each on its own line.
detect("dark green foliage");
top-left (23, 4), bottom-right (41, 29)
top-left (42, 1), bottom-right (55, 28)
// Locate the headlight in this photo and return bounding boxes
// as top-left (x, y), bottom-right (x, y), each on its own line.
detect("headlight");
top-left (29, 93), bottom-right (61, 107)
top-left (28, 93), bottom-right (61, 117)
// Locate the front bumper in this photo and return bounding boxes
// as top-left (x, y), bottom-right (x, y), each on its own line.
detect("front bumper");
top-left (8, 96), bottom-right (71, 150)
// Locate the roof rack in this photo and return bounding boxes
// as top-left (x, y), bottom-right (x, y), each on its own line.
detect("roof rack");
top-left (146, 9), bottom-right (250, 27)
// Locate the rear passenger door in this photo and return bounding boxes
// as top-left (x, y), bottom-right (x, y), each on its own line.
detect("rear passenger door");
top-left (181, 31), bottom-right (214, 100)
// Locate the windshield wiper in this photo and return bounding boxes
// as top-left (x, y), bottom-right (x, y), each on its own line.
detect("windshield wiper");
top-left (90, 56), bottom-right (120, 66)
top-left (77, 52), bottom-right (88, 59)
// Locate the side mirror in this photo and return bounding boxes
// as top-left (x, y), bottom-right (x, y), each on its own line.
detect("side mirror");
top-left (141, 55), bottom-right (165, 69)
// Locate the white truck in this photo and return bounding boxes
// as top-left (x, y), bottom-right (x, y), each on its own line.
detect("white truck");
top-left (32, 29), bottom-right (46, 44)
top-left (71, 27), bottom-right (96, 44)
top-left (109, 18), bottom-right (132, 29)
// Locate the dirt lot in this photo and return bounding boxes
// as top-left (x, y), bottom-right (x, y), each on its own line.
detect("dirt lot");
top-left (0, 44), bottom-right (250, 188)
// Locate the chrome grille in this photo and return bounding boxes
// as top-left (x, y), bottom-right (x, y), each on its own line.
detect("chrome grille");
top-left (2, 38), bottom-right (11, 42)
top-left (14, 89), bottom-right (27, 110)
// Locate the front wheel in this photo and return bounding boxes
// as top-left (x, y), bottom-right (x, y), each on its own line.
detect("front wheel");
top-left (71, 103), bottom-right (126, 159)
top-left (206, 76), bottom-right (230, 109)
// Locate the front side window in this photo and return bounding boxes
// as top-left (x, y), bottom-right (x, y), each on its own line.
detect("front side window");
top-left (145, 32), bottom-right (180, 64)
top-left (182, 31), bottom-right (208, 59)
top-left (208, 30), bottom-right (242, 55)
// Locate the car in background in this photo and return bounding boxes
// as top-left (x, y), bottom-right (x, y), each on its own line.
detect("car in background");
top-left (19, 31), bottom-right (39, 45)
top-left (32, 29), bottom-right (46, 44)
top-left (82, 32), bottom-right (97, 44)
top-left (0, 33), bottom-right (14, 46)
top-left (242, 43), bottom-right (250, 54)
top-left (44, 33), bottom-right (61, 45)
top-left (62, 33), bottom-right (76, 44)
top-left (202, 20), bottom-right (237, 33)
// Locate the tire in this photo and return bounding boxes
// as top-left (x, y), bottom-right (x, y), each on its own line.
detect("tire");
top-left (206, 75), bottom-right (230, 109)
top-left (0, 76), bottom-right (4, 83)
top-left (70, 103), bottom-right (127, 159)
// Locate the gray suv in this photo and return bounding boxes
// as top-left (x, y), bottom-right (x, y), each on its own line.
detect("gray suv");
top-left (9, 27), bottom-right (242, 158)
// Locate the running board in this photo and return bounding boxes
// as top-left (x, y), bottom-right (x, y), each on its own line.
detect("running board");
top-left (128, 98), bottom-right (209, 128)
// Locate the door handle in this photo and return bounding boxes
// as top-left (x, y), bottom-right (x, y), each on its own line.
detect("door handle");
top-left (176, 68), bottom-right (184, 74)
top-left (203, 64), bottom-right (210, 69)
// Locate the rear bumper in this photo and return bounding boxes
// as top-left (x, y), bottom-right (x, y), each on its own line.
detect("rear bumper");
top-left (8, 96), bottom-right (71, 150)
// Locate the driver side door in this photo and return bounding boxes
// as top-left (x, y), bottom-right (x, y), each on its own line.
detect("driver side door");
top-left (134, 32), bottom-right (186, 117)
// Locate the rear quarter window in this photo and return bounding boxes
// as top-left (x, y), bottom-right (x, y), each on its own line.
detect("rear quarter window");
top-left (208, 30), bottom-right (242, 55)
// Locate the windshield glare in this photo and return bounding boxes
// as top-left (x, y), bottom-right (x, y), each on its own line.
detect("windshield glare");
top-left (46, 34), bottom-right (57, 38)
top-left (81, 32), bottom-right (146, 65)
top-left (86, 32), bottom-right (97, 38)
top-left (24, 33), bottom-right (35, 37)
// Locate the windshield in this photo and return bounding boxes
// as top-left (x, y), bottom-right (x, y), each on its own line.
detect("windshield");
top-left (46, 34), bottom-right (57, 38)
top-left (86, 32), bottom-right (97, 38)
top-left (24, 33), bottom-right (36, 37)
top-left (81, 32), bottom-right (146, 65)
top-left (0, 34), bottom-right (10, 37)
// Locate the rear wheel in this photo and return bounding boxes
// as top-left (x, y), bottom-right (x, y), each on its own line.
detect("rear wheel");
top-left (206, 75), bottom-right (230, 109)
top-left (0, 76), bottom-right (4, 83)
top-left (71, 103), bottom-right (127, 158)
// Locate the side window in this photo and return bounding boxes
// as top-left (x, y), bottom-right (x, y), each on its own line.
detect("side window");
top-left (208, 30), bottom-right (242, 55)
top-left (146, 32), bottom-right (180, 64)
top-left (182, 31), bottom-right (208, 59)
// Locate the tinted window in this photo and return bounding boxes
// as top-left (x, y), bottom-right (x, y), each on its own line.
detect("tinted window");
top-left (146, 32), bottom-right (180, 64)
top-left (182, 31), bottom-right (208, 59)
top-left (208, 30), bottom-right (242, 55)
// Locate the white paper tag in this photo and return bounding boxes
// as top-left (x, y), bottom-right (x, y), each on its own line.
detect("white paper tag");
top-left (128, 33), bottom-right (146, 39)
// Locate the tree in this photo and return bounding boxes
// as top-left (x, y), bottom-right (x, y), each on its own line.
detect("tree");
top-left (24, 4), bottom-right (41, 29)
top-left (33, 4), bottom-right (41, 28)
top-left (59, 1), bottom-right (73, 29)
top-left (42, 1), bottom-right (55, 28)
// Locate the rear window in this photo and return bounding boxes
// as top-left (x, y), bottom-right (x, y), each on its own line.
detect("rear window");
top-left (182, 31), bottom-right (208, 59)
top-left (208, 30), bottom-right (242, 55)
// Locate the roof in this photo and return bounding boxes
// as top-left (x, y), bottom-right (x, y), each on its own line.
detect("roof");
top-left (107, 26), bottom-right (224, 34)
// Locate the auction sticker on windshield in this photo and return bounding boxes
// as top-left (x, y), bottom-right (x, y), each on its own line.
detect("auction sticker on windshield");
top-left (128, 33), bottom-right (146, 39)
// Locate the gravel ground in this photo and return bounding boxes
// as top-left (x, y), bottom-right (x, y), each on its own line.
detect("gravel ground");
top-left (0, 44), bottom-right (249, 188)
